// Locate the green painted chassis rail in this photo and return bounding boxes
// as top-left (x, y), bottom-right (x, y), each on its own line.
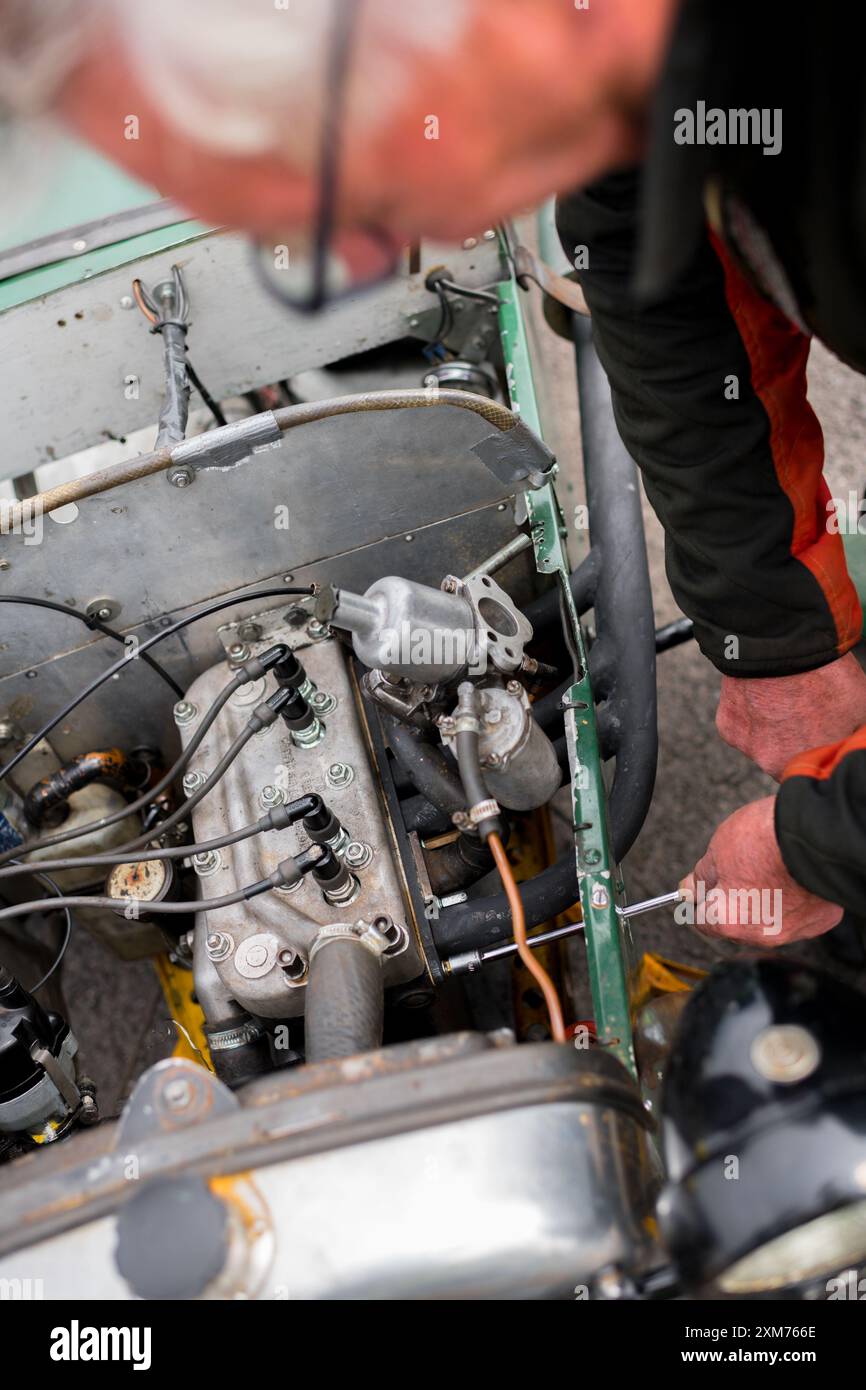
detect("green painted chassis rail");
top-left (497, 278), bottom-right (636, 1074)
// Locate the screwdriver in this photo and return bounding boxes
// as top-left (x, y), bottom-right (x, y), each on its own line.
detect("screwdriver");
top-left (616, 889), bottom-right (682, 919)
top-left (443, 889), bottom-right (683, 975)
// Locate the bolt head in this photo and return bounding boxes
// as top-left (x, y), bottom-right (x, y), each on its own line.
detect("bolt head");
top-left (163, 1077), bottom-right (193, 1111)
top-left (206, 931), bottom-right (233, 961)
top-left (169, 468), bottom-right (193, 489)
top-left (192, 850), bottom-right (221, 876)
top-left (750, 1025), bottom-right (821, 1083)
top-left (344, 841), bottom-right (373, 869)
top-left (326, 762), bottom-right (354, 789)
top-left (173, 700), bottom-right (197, 726)
top-left (590, 885), bottom-right (610, 910)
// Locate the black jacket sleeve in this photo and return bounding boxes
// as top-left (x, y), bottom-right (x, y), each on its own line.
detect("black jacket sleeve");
top-left (776, 733), bottom-right (866, 912)
top-left (557, 169), bottom-right (861, 678)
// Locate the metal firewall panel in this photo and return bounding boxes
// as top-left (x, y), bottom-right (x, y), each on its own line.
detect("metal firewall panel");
top-left (0, 500), bottom-right (517, 765)
top-left (0, 231), bottom-right (501, 472)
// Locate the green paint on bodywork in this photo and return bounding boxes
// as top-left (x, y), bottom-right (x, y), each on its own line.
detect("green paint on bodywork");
top-left (497, 277), bottom-right (636, 1074)
top-left (0, 137), bottom-right (208, 311)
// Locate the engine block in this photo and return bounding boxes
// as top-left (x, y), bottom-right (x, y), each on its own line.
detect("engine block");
top-left (180, 608), bottom-right (422, 1019)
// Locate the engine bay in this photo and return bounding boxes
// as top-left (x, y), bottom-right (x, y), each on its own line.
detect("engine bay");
top-left (1, 219), bottom-right (862, 1305)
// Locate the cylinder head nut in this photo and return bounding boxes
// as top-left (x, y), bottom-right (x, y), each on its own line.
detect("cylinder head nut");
top-left (344, 841), bottom-right (373, 870)
top-left (326, 762), bottom-right (354, 790)
top-left (259, 784), bottom-right (286, 810)
top-left (291, 716), bottom-right (325, 748)
top-left (192, 849), bottom-right (222, 877)
top-left (173, 700), bottom-right (197, 727)
top-left (206, 931), bottom-right (233, 962)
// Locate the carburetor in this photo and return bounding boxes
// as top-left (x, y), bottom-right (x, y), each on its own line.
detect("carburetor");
top-left (317, 570), bottom-right (533, 685)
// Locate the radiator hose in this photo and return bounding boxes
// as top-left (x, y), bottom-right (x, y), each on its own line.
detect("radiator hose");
top-left (305, 932), bottom-right (385, 1063)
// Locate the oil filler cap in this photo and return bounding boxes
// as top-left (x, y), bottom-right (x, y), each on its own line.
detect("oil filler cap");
top-left (115, 1176), bottom-right (228, 1300)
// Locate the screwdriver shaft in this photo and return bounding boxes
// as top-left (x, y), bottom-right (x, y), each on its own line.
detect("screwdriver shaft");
top-left (616, 889), bottom-right (682, 920)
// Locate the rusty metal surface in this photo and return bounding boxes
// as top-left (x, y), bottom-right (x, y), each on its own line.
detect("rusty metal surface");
top-left (0, 1034), bottom-right (651, 1265)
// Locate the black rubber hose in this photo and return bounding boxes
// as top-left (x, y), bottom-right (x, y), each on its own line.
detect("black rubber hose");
top-left (433, 854), bottom-right (579, 954)
top-left (521, 546), bottom-right (601, 632)
top-left (573, 313), bottom-right (657, 862)
top-left (433, 318), bottom-right (658, 956)
top-left (655, 617), bottom-right (695, 652)
top-left (23, 748), bottom-right (145, 829)
top-left (454, 724), bottom-right (500, 840)
top-left (304, 938), bottom-right (384, 1062)
top-left (400, 793), bottom-right (454, 837)
top-left (385, 718), bottom-right (464, 817)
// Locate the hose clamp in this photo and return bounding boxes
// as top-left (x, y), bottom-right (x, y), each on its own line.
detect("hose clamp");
top-left (207, 1019), bottom-right (265, 1052)
top-left (467, 798), bottom-right (500, 827)
top-left (309, 920), bottom-right (392, 964)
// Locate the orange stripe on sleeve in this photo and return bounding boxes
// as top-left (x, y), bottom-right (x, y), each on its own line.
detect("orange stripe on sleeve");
top-left (782, 724), bottom-right (866, 782)
top-left (710, 232), bottom-right (862, 657)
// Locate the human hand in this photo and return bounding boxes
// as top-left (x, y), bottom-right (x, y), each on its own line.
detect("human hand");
top-left (678, 796), bottom-right (843, 945)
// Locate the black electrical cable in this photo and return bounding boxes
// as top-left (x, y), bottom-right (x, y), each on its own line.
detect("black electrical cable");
top-left (437, 278), bottom-right (501, 306)
top-left (2, 861), bottom-right (73, 994)
top-left (0, 849), bottom-right (322, 924)
top-left (0, 794), bottom-right (322, 880)
top-left (120, 718), bottom-right (265, 854)
top-left (0, 665), bottom-right (254, 867)
top-left (0, 595), bottom-right (183, 699)
top-left (431, 282), bottom-right (455, 350)
top-left (0, 586), bottom-right (313, 786)
top-left (0, 820), bottom-right (263, 879)
top-left (186, 359), bottom-right (228, 429)
top-left (0, 878), bottom-right (277, 923)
